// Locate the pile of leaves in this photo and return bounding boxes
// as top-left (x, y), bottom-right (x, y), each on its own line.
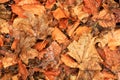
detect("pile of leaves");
top-left (0, 0), bottom-right (120, 80)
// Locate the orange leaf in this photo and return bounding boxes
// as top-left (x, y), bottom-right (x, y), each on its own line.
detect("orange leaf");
top-left (17, 0), bottom-right (39, 5)
top-left (74, 26), bottom-right (91, 36)
top-left (52, 27), bottom-right (68, 44)
top-left (18, 60), bottom-right (29, 80)
top-left (34, 40), bottom-right (48, 51)
top-left (11, 4), bottom-right (26, 18)
top-left (0, 0), bottom-right (9, 3)
top-left (0, 37), bottom-right (3, 47)
top-left (61, 53), bottom-right (78, 68)
top-left (53, 8), bottom-right (67, 20)
top-left (45, 0), bottom-right (56, 9)
top-left (83, 0), bottom-right (102, 14)
top-left (44, 70), bottom-right (60, 80)
top-left (59, 19), bottom-right (68, 29)
top-left (22, 4), bottom-right (45, 16)
top-left (11, 39), bottom-right (19, 50)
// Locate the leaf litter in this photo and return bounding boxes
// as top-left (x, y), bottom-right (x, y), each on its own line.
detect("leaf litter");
top-left (0, 0), bottom-right (120, 80)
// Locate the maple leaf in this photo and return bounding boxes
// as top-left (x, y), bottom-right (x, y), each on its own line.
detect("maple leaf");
top-left (67, 33), bottom-right (102, 70)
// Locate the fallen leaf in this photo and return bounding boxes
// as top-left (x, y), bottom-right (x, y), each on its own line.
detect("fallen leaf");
top-left (18, 60), bottom-right (29, 80)
top-left (0, 37), bottom-right (3, 47)
top-left (73, 5), bottom-right (89, 21)
top-left (45, 0), bottom-right (56, 9)
top-left (44, 69), bottom-right (60, 80)
top-left (92, 9), bottom-right (116, 27)
top-left (2, 53), bottom-right (17, 68)
top-left (20, 48), bottom-right (38, 64)
top-left (11, 39), bottom-right (19, 50)
top-left (67, 33), bottom-right (102, 70)
top-left (112, 8), bottom-right (120, 23)
top-left (0, 0), bottom-right (9, 3)
top-left (83, 0), bottom-right (102, 14)
top-left (61, 53), bottom-right (78, 68)
top-left (52, 27), bottom-right (68, 44)
top-left (53, 8), bottom-right (67, 20)
top-left (34, 40), bottom-right (48, 51)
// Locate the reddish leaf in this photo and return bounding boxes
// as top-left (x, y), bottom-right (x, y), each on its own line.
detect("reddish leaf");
top-left (83, 0), bottom-right (102, 14)
top-left (44, 70), bottom-right (60, 80)
top-left (18, 60), bottom-right (29, 80)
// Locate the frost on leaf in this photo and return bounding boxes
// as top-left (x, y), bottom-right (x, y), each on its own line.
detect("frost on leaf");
top-left (67, 33), bottom-right (102, 70)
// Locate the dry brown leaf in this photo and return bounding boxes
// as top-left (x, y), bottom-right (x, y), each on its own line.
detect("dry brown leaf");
top-left (11, 4), bottom-right (26, 18)
top-left (83, 0), bottom-right (102, 14)
top-left (34, 40), bottom-right (48, 51)
top-left (53, 8), bottom-right (67, 20)
top-left (92, 9), bottom-right (116, 27)
top-left (44, 70), bottom-right (60, 80)
top-left (52, 27), bottom-right (68, 44)
top-left (11, 39), bottom-right (19, 50)
top-left (20, 48), bottom-right (38, 64)
top-left (72, 26), bottom-right (92, 40)
top-left (67, 20), bottom-right (80, 37)
top-left (0, 37), bottom-right (3, 47)
top-left (112, 8), bottom-right (120, 23)
top-left (45, 0), bottom-right (56, 9)
top-left (17, 0), bottom-right (39, 5)
top-left (73, 5), bottom-right (89, 21)
top-left (0, 0), bottom-right (9, 3)
top-left (93, 71), bottom-right (116, 80)
top-left (96, 29), bottom-right (120, 50)
top-left (67, 33), bottom-right (102, 70)
top-left (61, 53), bottom-right (78, 68)
top-left (103, 46), bottom-right (120, 72)
top-left (0, 19), bottom-right (10, 34)
top-left (59, 19), bottom-right (68, 29)
top-left (22, 4), bottom-right (45, 16)
top-left (2, 53), bottom-right (17, 68)
top-left (18, 60), bottom-right (29, 80)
